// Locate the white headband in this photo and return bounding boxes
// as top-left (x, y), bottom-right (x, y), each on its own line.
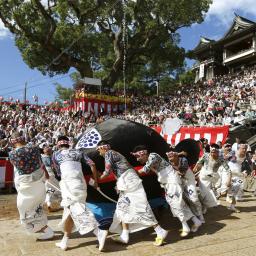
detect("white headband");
top-left (131, 150), bottom-right (148, 158)
top-left (97, 144), bottom-right (110, 151)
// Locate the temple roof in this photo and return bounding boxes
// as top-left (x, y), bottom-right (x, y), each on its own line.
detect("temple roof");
top-left (192, 14), bottom-right (256, 54)
top-left (193, 37), bottom-right (215, 52)
top-left (222, 13), bottom-right (255, 39)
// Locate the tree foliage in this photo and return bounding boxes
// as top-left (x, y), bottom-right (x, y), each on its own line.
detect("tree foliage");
top-left (55, 83), bottom-right (73, 101)
top-left (0, 0), bottom-right (211, 88)
top-left (178, 70), bottom-right (196, 85)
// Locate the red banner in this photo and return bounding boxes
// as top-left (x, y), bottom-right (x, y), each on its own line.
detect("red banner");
top-left (0, 159), bottom-right (14, 188)
top-left (152, 126), bottom-right (229, 145)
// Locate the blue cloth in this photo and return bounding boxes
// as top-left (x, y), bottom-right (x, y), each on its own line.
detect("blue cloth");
top-left (86, 197), bottom-right (167, 229)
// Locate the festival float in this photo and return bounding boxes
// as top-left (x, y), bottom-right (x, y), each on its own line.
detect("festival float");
top-left (76, 118), bottom-right (200, 228)
top-left (62, 77), bottom-right (131, 115)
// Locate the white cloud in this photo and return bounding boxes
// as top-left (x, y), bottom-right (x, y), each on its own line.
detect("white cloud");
top-left (206, 0), bottom-right (256, 26)
top-left (0, 20), bottom-right (9, 39)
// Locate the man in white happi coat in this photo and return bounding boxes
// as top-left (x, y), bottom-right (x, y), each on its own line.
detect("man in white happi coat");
top-left (226, 142), bottom-right (252, 212)
top-left (52, 136), bottom-right (107, 251)
top-left (166, 150), bottom-right (205, 224)
top-left (216, 143), bottom-right (232, 199)
top-left (193, 144), bottom-right (231, 210)
top-left (97, 141), bottom-right (168, 246)
top-left (9, 132), bottom-right (54, 241)
top-left (132, 145), bottom-right (202, 238)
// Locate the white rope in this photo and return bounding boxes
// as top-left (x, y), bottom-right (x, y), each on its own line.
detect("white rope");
top-left (122, 0), bottom-right (127, 115)
top-left (45, 180), bottom-right (61, 192)
top-left (89, 178), bottom-right (117, 203)
top-left (46, 179), bottom-right (117, 203)
top-left (96, 187), bottom-right (117, 203)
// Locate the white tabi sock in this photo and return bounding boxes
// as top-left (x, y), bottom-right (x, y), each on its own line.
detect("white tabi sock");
top-left (56, 234), bottom-right (69, 250)
top-left (191, 216), bottom-right (202, 232)
top-left (227, 204), bottom-right (240, 213)
top-left (97, 229), bottom-right (108, 251)
top-left (192, 216), bottom-right (202, 226)
top-left (199, 214), bottom-right (205, 223)
top-left (181, 221), bottom-right (190, 232)
top-left (120, 229), bottom-right (129, 243)
top-left (229, 204), bottom-right (237, 210)
top-left (154, 225), bottom-right (168, 239)
top-left (37, 226), bottom-right (54, 240)
top-left (93, 227), bottom-right (99, 237)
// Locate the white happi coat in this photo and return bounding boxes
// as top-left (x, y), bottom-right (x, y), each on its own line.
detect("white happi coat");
top-left (143, 153), bottom-right (194, 222)
top-left (9, 145), bottom-right (48, 233)
top-left (197, 153), bottom-right (230, 208)
top-left (53, 149), bottom-right (98, 235)
top-left (227, 153), bottom-right (246, 199)
top-left (14, 169), bottom-right (48, 233)
top-left (110, 169), bottom-right (158, 234)
top-left (102, 150), bottom-right (158, 234)
top-left (41, 154), bottom-right (61, 207)
top-left (182, 168), bottom-right (203, 217)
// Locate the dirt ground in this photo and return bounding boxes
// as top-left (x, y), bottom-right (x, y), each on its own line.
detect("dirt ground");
top-left (0, 192), bottom-right (19, 219)
top-left (0, 192), bottom-right (256, 256)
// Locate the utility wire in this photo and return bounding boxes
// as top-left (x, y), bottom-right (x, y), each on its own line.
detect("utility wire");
top-left (1, 74), bottom-right (70, 97)
top-left (1, 0), bottom-right (122, 97)
top-left (0, 74), bottom-right (71, 92)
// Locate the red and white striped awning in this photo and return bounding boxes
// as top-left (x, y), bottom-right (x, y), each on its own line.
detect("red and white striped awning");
top-left (152, 125), bottom-right (229, 146)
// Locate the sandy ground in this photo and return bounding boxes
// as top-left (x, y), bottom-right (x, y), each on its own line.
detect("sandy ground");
top-left (0, 192), bottom-right (256, 256)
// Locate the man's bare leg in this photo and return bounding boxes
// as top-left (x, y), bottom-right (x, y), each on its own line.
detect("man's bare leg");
top-left (56, 215), bottom-right (73, 250)
top-left (120, 223), bottom-right (129, 243)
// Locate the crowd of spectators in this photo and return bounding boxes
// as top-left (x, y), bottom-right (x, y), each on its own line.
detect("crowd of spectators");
top-left (0, 65), bottom-right (255, 158)
top-left (126, 65), bottom-right (256, 126)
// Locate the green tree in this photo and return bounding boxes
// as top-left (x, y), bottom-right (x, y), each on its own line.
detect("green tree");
top-left (0, 0), bottom-right (211, 88)
top-left (55, 83), bottom-right (73, 101)
top-left (178, 70), bottom-right (196, 85)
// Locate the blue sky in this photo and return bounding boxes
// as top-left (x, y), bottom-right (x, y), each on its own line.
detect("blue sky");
top-left (1, 0), bottom-right (256, 104)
